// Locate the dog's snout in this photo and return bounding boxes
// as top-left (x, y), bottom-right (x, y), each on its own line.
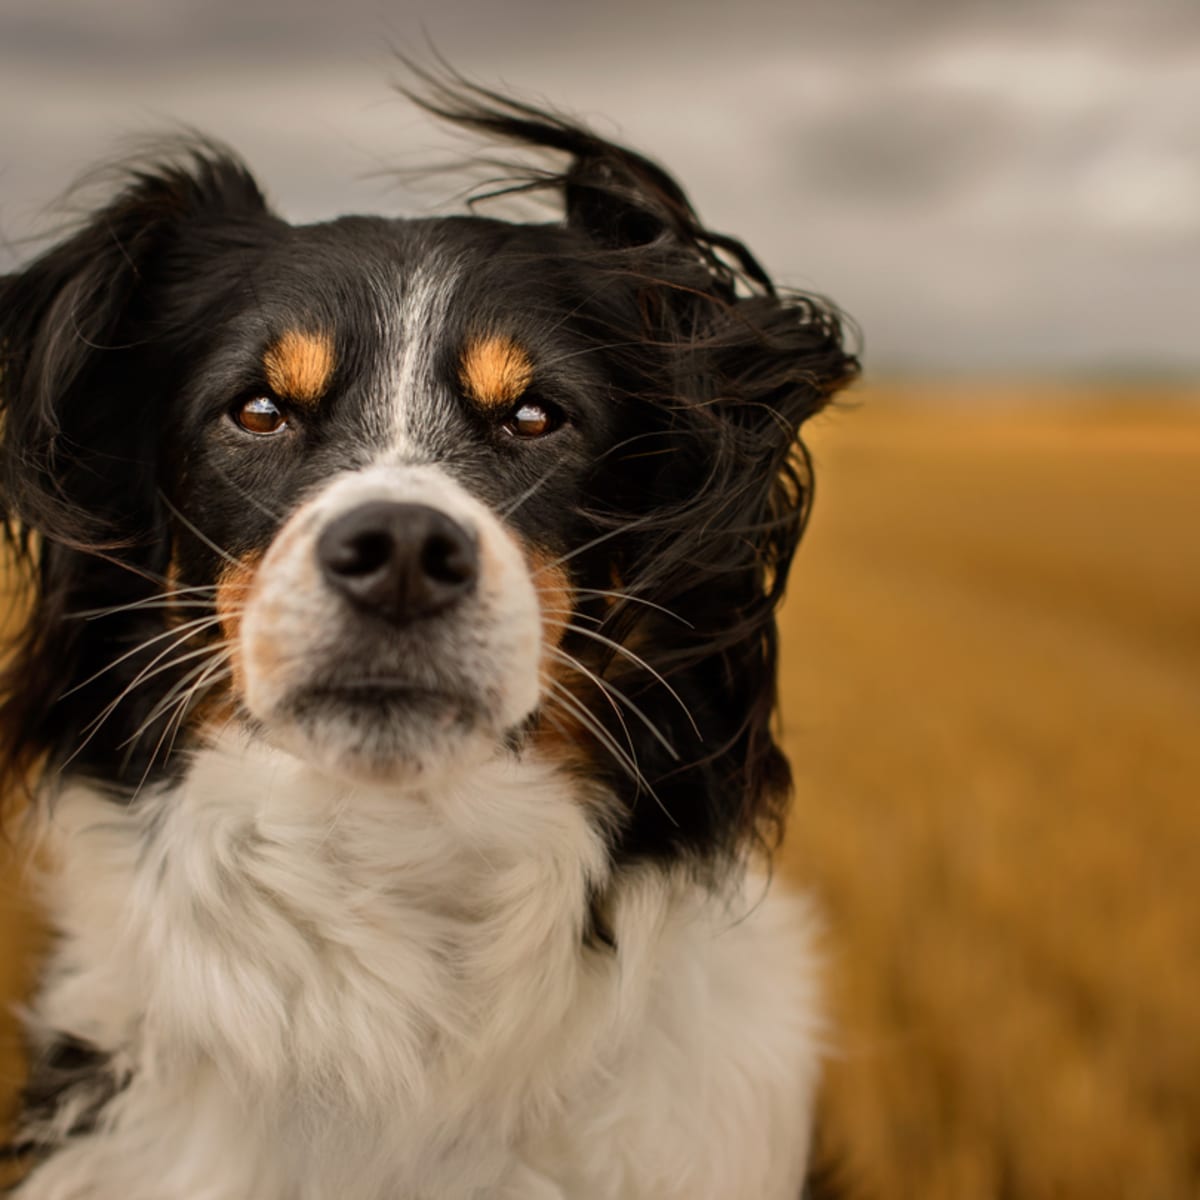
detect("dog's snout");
top-left (317, 501), bottom-right (478, 623)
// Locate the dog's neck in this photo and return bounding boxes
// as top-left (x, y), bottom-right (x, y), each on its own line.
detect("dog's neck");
top-left (42, 731), bottom-right (608, 1083)
top-left (22, 731), bottom-right (816, 1200)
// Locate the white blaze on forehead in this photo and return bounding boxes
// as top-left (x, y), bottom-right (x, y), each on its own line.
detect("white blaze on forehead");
top-left (384, 256), bottom-right (465, 460)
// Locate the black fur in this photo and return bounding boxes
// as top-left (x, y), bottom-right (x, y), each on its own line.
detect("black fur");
top-left (3, 1034), bottom-right (128, 1169)
top-left (0, 147), bottom-right (274, 792)
top-left (0, 74), bottom-right (857, 878)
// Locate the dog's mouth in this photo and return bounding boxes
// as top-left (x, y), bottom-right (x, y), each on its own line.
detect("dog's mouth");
top-left (269, 674), bottom-right (490, 782)
top-left (288, 681), bottom-right (479, 723)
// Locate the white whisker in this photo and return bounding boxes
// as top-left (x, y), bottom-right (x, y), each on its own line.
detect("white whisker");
top-left (546, 620), bottom-right (701, 740)
top-left (540, 676), bottom-right (642, 785)
top-left (545, 646), bottom-right (679, 761)
top-left (499, 461), bottom-right (565, 520)
top-left (570, 586), bottom-right (693, 628)
top-left (124, 648), bottom-right (234, 751)
top-left (530, 514), bottom-right (656, 578)
top-left (60, 613), bottom-right (229, 700)
top-left (157, 491), bottom-right (242, 569)
top-left (130, 656), bottom-right (235, 798)
top-left (82, 640), bottom-right (229, 737)
top-left (67, 584), bottom-right (220, 621)
top-left (540, 675), bottom-right (678, 828)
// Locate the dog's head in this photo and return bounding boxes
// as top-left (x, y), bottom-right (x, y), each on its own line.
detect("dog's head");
top-left (0, 80), bottom-right (856, 871)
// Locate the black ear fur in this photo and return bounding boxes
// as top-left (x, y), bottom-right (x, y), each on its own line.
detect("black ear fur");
top-left (1, 147), bottom-right (267, 540)
top-left (0, 145), bottom-right (270, 801)
top-left (407, 73), bottom-right (860, 869)
top-left (403, 67), bottom-right (776, 291)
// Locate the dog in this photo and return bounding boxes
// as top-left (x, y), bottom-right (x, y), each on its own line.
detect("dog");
top-left (0, 74), bottom-right (857, 1199)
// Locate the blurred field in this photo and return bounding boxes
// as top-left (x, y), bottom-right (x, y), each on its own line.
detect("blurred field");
top-left (779, 382), bottom-right (1200, 1199)
top-left (2, 382), bottom-right (1199, 1196)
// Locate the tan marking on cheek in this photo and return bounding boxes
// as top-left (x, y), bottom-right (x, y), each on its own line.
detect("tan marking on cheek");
top-left (458, 335), bottom-right (534, 410)
top-left (605, 563), bottom-right (630, 614)
top-left (215, 552), bottom-right (263, 698)
top-left (532, 705), bottom-right (594, 776)
top-left (163, 552), bottom-right (188, 629)
top-left (525, 558), bottom-right (588, 773)
top-left (526, 547), bottom-right (610, 777)
top-left (522, 545), bottom-right (573, 678)
top-left (262, 329), bottom-right (335, 405)
top-left (166, 554), bottom-right (258, 741)
top-left (231, 527), bottom-right (323, 707)
top-left (187, 688), bottom-right (240, 744)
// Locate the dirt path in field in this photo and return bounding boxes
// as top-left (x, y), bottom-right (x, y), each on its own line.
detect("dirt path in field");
top-left (2, 386), bottom-right (1198, 1197)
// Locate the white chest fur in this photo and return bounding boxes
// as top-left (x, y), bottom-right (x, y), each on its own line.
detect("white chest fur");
top-left (21, 734), bottom-right (822, 1200)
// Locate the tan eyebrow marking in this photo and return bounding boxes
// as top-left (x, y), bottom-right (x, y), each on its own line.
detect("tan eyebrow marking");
top-left (458, 335), bottom-right (534, 409)
top-left (262, 329), bottom-right (335, 405)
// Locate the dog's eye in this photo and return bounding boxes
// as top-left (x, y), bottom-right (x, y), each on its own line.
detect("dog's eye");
top-left (503, 401), bottom-right (560, 439)
top-left (233, 396), bottom-right (288, 435)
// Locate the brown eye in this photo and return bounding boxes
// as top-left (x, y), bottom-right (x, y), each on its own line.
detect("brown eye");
top-left (234, 396), bottom-right (288, 435)
top-left (503, 401), bottom-right (559, 439)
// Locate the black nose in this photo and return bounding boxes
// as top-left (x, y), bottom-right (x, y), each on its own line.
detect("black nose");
top-left (317, 501), bottom-right (478, 623)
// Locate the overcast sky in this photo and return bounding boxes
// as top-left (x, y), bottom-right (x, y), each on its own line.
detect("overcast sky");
top-left (1, 0), bottom-right (1196, 375)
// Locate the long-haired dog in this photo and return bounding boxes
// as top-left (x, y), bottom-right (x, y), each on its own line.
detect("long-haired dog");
top-left (0, 75), bottom-right (857, 1199)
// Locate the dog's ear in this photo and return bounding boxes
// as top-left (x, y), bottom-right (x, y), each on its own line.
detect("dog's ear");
top-left (589, 271), bottom-right (855, 869)
top-left (0, 147), bottom-right (268, 542)
top-left (542, 121), bottom-right (857, 867)
top-left (0, 146), bottom-right (271, 800)
top-left (409, 74), bottom-right (860, 868)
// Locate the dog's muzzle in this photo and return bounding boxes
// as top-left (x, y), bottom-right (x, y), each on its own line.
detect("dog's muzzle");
top-left (236, 466), bottom-right (543, 782)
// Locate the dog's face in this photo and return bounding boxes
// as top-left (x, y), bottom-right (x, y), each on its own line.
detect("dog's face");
top-left (0, 88), bottom-right (856, 868)
top-left (166, 216), bottom-right (624, 783)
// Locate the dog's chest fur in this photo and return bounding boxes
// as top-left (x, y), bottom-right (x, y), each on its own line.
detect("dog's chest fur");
top-left (20, 734), bottom-right (820, 1200)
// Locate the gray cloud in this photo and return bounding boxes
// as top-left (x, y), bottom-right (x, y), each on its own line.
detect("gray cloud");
top-left (1, 0), bottom-right (1197, 374)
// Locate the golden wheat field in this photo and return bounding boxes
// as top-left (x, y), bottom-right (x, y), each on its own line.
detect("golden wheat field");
top-left (1, 382), bottom-right (1198, 1197)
